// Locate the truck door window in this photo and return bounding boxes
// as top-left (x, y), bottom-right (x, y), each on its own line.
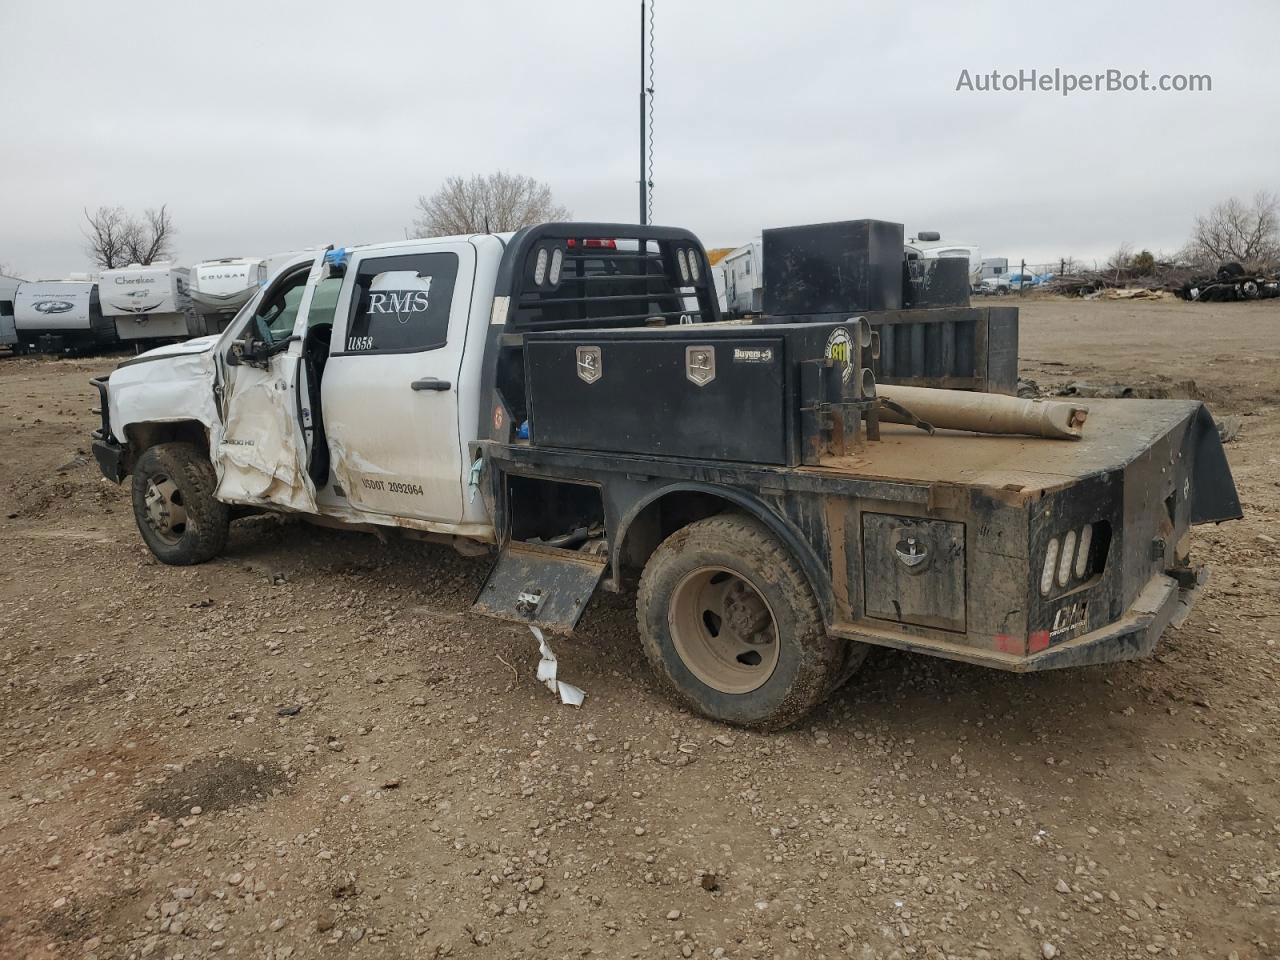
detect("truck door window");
top-left (252, 270), bottom-right (308, 343)
top-left (342, 252), bottom-right (458, 354)
top-left (308, 277), bottom-right (343, 327)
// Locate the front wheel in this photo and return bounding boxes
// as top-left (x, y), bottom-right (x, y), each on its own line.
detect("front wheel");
top-left (131, 442), bottom-right (230, 565)
top-left (637, 514), bottom-right (866, 729)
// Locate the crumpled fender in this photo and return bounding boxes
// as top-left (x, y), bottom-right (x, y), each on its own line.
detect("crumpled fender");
top-left (107, 346), bottom-right (220, 445)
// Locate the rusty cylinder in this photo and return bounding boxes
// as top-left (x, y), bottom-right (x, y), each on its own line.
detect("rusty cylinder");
top-left (877, 384), bottom-right (1089, 440)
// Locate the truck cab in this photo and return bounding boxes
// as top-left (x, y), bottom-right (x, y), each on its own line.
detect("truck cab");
top-left (96, 234), bottom-right (503, 544)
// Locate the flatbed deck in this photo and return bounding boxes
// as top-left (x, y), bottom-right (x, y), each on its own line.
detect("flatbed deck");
top-left (813, 398), bottom-right (1198, 494)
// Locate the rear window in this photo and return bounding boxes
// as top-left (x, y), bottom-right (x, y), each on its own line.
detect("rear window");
top-left (509, 235), bottom-right (710, 330)
top-left (344, 252), bottom-right (458, 353)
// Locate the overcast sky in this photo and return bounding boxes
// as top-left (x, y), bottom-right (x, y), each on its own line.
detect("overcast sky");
top-left (2, 0), bottom-right (1275, 279)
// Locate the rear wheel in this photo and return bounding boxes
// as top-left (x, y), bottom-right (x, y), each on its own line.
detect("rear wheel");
top-left (637, 514), bottom-right (865, 729)
top-left (131, 442), bottom-right (229, 565)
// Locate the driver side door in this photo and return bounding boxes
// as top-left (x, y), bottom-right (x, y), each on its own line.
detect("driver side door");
top-left (213, 251), bottom-right (327, 513)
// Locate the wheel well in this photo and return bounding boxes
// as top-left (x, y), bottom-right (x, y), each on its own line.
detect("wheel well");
top-left (614, 487), bottom-right (835, 623)
top-left (123, 420), bottom-right (210, 474)
top-left (615, 490), bottom-right (733, 586)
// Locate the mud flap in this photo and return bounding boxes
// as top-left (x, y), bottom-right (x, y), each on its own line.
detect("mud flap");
top-left (472, 542), bottom-right (607, 633)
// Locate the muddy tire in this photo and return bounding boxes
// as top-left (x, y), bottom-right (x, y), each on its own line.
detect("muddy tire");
top-left (637, 514), bottom-right (862, 729)
top-left (131, 442), bottom-right (229, 565)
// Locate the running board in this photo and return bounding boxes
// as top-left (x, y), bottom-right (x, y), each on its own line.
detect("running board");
top-left (472, 541), bottom-right (607, 634)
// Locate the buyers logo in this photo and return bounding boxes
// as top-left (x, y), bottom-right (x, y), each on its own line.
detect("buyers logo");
top-left (732, 346), bottom-right (774, 363)
top-left (34, 300), bottom-right (74, 314)
top-left (825, 326), bottom-right (854, 383)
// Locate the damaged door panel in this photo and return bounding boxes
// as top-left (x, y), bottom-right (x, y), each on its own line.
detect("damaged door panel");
top-left (214, 252), bottom-right (328, 513)
top-left (473, 541), bottom-right (607, 633)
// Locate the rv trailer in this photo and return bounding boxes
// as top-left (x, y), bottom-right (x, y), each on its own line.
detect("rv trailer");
top-left (99, 263), bottom-right (195, 342)
top-left (13, 279), bottom-right (117, 354)
top-left (188, 257), bottom-right (268, 335)
top-left (721, 240), bottom-right (763, 317)
top-left (0, 275), bottom-right (21, 349)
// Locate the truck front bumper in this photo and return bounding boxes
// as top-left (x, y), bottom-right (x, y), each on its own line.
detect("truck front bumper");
top-left (1018, 568), bottom-right (1204, 672)
top-left (92, 437), bottom-right (127, 484)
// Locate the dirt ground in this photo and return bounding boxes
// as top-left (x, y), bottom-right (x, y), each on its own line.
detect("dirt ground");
top-left (1, 297), bottom-right (1277, 960)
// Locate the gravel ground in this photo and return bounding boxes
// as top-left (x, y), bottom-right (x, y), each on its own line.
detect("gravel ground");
top-left (1, 297), bottom-right (1277, 960)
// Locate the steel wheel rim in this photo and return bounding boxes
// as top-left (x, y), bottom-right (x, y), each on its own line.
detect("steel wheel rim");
top-left (668, 565), bottom-right (780, 694)
top-left (143, 473), bottom-right (189, 545)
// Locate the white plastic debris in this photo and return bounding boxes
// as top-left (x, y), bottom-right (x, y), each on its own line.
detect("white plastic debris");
top-left (529, 625), bottom-right (585, 707)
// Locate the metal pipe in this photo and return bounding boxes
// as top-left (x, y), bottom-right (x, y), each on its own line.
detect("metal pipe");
top-left (877, 384), bottom-right (1089, 440)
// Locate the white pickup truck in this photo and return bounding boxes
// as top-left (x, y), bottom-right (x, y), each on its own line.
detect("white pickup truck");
top-left (91, 220), bottom-right (1240, 729)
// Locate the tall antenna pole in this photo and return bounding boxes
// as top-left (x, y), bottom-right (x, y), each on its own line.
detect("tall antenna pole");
top-left (639, 0), bottom-right (647, 225)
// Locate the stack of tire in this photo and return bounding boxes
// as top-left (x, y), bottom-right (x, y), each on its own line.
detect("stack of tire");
top-left (1179, 262), bottom-right (1280, 301)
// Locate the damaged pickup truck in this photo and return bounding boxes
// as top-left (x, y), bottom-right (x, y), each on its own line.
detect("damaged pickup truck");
top-left (90, 219), bottom-right (1242, 728)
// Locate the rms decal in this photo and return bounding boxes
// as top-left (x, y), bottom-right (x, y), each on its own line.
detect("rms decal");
top-left (367, 278), bottom-right (432, 323)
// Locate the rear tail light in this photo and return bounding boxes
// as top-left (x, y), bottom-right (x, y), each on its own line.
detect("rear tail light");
top-left (533, 249), bottom-right (549, 285)
top-left (1041, 522), bottom-right (1107, 596)
top-left (676, 249), bottom-right (691, 283)
top-left (1040, 538), bottom-right (1060, 596)
top-left (549, 248), bottom-right (563, 285)
top-left (1057, 530), bottom-right (1077, 587)
top-left (567, 238), bottom-right (618, 249)
top-left (1074, 524), bottom-right (1093, 578)
top-left (688, 250), bottom-right (701, 282)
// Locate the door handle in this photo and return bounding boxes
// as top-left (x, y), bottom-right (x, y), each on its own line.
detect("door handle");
top-left (411, 377), bottom-right (451, 392)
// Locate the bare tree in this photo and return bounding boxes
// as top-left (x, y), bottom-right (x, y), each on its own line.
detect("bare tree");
top-left (84, 206), bottom-right (132, 269)
top-left (126, 205), bottom-right (175, 265)
top-left (1188, 191), bottom-right (1280, 268)
top-left (1105, 241), bottom-right (1133, 283)
top-left (84, 204), bottom-right (176, 269)
top-left (412, 172), bottom-right (570, 237)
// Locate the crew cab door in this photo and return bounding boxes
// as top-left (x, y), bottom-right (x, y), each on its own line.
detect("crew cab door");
top-left (321, 241), bottom-right (476, 523)
top-left (214, 252), bottom-right (327, 513)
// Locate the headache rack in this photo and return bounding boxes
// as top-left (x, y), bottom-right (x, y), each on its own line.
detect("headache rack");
top-left (479, 223), bottom-right (723, 445)
top-left (497, 222), bottom-right (722, 330)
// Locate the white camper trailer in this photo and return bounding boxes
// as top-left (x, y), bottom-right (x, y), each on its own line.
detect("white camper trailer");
top-left (188, 257), bottom-right (268, 335)
top-left (98, 262), bottom-right (194, 342)
top-left (721, 240), bottom-right (763, 317)
top-left (0, 275), bottom-right (21, 348)
top-left (13, 279), bottom-right (117, 353)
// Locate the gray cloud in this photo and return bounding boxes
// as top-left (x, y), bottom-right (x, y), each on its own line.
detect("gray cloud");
top-left (1, 0), bottom-right (1274, 278)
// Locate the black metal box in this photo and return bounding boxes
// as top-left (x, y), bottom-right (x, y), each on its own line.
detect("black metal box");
top-left (904, 257), bottom-right (971, 308)
top-left (763, 219), bottom-right (905, 316)
top-left (525, 335), bottom-right (790, 464)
